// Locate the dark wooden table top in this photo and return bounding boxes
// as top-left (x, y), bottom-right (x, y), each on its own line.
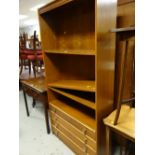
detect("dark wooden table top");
top-left (20, 77), bottom-right (47, 93)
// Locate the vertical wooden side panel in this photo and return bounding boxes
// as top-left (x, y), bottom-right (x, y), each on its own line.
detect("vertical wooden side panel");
top-left (96, 0), bottom-right (117, 154)
top-left (38, 14), bottom-right (60, 102)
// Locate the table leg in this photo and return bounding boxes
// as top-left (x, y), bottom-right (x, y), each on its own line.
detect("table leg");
top-left (105, 126), bottom-right (111, 155)
top-left (44, 103), bottom-right (50, 134)
top-left (23, 90), bottom-right (29, 116)
top-left (32, 98), bottom-right (36, 108)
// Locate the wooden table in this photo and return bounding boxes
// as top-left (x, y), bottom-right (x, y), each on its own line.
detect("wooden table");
top-left (20, 77), bottom-right (50, 134)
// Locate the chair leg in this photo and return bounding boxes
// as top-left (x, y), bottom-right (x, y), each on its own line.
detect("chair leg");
top-left (28, 60), bottom-right (31, 75)
top-left (20, 59), bottom-right (23, 75)
top-left (44, 103), bottom-right (50, 134)
top-left (120, 137), bottom-right (127, 155)
top-left (105, 126), bottom-right (111, 155)
top-left (23, 90), bottom-right (29, 116)
top-left (32, 61), bottom-right (36, 78)
top-left (32, 98), bottom-right (36, 108)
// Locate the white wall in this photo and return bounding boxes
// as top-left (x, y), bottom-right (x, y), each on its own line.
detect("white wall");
top-left (19, 24), bottom-right (40, 40)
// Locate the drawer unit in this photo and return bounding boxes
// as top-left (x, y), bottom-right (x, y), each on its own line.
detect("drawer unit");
top-left (49, 103), bottom-right (97, 154)
top-left (50, 111), bottom-right (96, 151)
top-left (52, 126), bottom-right (85, 155)
top-left (52, 124), bottom-right (96, 155)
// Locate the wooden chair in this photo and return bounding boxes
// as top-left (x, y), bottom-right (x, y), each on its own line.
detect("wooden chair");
top-left (103, 27), bottom-right (135, 155)
top-left (19, 31), bottom-right (44, 77)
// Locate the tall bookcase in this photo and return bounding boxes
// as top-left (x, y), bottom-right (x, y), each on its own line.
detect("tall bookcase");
top-left (38, 0), bottom-right (117, 154)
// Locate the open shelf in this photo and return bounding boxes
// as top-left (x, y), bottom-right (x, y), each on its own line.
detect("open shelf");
top-left (48, 80), bottom-right (95, 92)
top-left (50, 99), bottom-right (96, 130)
top-left (39, 0), bottom-right (95, 51)
top-left (44, 49), bottom-right (96, 55)
top-left (49, 87), bottom-right (95, 110)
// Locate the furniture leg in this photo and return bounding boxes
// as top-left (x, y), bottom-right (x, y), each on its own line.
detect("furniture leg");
top-left (44, 103), bottom-right (50, 134)
top-left (32, 98), bottom-right (36, 108)
top-left (32, 61), bottom-right (36, 78)
top-left (120, 137), bottom-right (127, 155)
top-left (28, 60), bottom-right (31, 75)
top-left (20, 59), bottom-right (23, 75)
top-left (105, 126), bottom-right (111, 155)
top-left (23, 90), bottom-right (29, 116)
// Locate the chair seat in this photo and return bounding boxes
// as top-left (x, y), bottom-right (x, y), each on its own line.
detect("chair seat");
top-left (103, 104), bottom-right (135, 141)
top-left (20, 54), bottom-right (27, 59)
top-left (37, 54), bottom-right (43, 60)
top-left (27, 54), bottom-right (43, 60)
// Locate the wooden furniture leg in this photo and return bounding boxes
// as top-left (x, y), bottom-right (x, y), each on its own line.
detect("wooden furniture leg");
top-left (20, 59), bottom-right (24, 75)
top-left (32, 61), bottom-right (36, 77)
top-left (28, 60), bottom-right (31, 75)
top-left (32, 98), bottom-right (36, 108)
top-left (105, 126), bottom-right (111, 155)
top-left (23, 90), bottom-right (29, 116)
top-left (44, 103), bottom-right (50, 134)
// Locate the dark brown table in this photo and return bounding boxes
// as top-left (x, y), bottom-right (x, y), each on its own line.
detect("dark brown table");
top-left (21, 77), bottom-right (50, 134)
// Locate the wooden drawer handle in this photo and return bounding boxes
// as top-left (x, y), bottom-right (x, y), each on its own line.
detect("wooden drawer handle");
top-left (54, 117), bottom-right (58, 121)
top-left (55, 123), bottom-right (59, 128)
top-left (84, 147), bottom-right (87, 153)
top-left (82, 128), bottom-right (87, 135)
top-left (53, 108), bottom-right (56, 113)
top-left (55, 130), bottom-right (58, 135)
top-left (84, 138), bottom-right (87, 144)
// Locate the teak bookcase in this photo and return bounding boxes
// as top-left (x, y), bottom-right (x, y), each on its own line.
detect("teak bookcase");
top-left (38, 0), bottom-right (117, 154)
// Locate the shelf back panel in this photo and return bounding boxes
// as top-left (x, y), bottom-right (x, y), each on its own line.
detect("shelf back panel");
top-left (39, 0), bottom-right (95, 51)
top-left (45, 54), bottom-right (95, 81)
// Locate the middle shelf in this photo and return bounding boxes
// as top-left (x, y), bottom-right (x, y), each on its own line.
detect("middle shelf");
top-left (48, 80), bottom-right (95, 92)
top-left (44, 49), bottom-right (96, 56)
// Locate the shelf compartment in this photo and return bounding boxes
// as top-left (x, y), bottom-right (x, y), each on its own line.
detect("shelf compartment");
top-left (50, 99), bottom-right (96, 132)
top-left (48, 80), bottom-right (95, 92)
top-left (49, 87), bottom-right (95, 110)
top-left (44, 49), bottom-right (95, 55)
top-left (39, 0), bottom-right (95, 51)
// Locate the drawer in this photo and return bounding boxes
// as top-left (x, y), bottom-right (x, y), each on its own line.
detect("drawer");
top-left (51, 105), bottom-right (96, 140)
top-left (50, 111), bottom-right (96, 150)
top-left (52, 126), bottom-right (86, 155)
top-left (52, 124), bottom-right (96, 155)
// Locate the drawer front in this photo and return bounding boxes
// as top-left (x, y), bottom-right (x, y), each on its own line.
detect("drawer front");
top-left (51, 105), bottom-right (96, 140)
top-left (51, 111), bottom-right (96, 150)
top-left (52, 126), bottom-right (86, 155)
top-left (52, 124), bottom-right (96, 155)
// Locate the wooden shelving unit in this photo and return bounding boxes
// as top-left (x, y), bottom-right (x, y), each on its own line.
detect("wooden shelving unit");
top-left (38, 0), bottom-right (117, 154)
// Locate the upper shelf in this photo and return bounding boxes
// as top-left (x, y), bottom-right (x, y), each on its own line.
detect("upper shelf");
top-left (48, 80), bottom-right (95, 92)
top-left (110, 27), bottom-right (135, 33)
top-left (44, 49), bottom-right (96, 56)
top-left (39, 0), bottom-right (74, 14)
